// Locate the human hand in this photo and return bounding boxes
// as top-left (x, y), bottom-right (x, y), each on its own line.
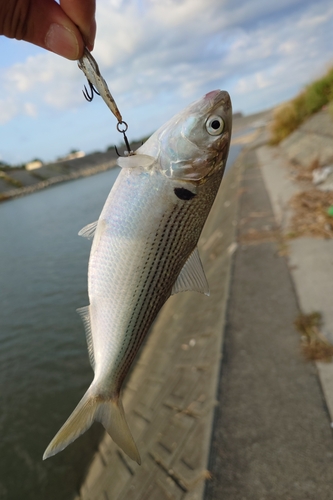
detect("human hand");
top-left (0, 0), bottom-right (96, 60)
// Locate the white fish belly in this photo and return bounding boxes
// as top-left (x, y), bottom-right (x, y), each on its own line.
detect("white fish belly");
top-left (88, 167), bottom-right (222, 391)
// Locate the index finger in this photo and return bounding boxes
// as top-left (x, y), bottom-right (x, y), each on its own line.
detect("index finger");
top-left (60, 0), bottom-right (96, 50)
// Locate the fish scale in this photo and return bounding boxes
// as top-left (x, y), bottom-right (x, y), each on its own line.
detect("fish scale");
top-left (94, 176), bottom-right (193, 381)
top-left (44, 89), bottom-right (232, 464)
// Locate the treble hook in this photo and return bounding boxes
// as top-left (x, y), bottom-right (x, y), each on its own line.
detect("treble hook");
top-left (82, 79), bottom-right (100, 102)
top-left (117, 121), bottom-right (133, 156)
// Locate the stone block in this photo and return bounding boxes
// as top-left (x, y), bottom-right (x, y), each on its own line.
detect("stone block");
top-left (118, 461), bottom-right (157, 500)
top-left (164, 367), bottom-right (200, 409)
top-left (97, 451), bottom-right (133, 499)
top-left (83, 452), bottom-right (106, 494)
top-left (152, 413), bottom-right (194, 466)
top-left (174, 418), bottom-right (209, 481)
top-left (141, 469), bottom-right (183, 500)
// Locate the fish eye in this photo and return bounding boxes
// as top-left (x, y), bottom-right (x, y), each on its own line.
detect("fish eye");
top-left (206, 115), bottom-right (224, 136)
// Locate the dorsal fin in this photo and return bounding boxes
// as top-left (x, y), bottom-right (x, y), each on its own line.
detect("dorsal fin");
top-left (171, 247), bottom-right (210, 296)
top-left (77, 306), bottom-right (95, 370)
top-left (117, 154), bottom-right (155, 170)
top-left (78, 221), bottom-right (98, 239)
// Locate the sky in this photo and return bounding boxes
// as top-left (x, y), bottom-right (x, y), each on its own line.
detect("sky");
top-left (0, 0), bottom-right (332, 165)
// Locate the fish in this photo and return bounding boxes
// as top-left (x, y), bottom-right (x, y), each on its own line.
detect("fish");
top-left (43, 89), bottom-right (232, 464)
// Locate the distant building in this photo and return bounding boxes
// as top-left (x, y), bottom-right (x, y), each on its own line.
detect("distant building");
top-left (26, 160), bottom-right (43, 170)
top-left (60, 151), bottom-right (85, 161)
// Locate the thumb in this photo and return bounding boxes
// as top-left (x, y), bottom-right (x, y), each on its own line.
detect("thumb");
top-left (2, 0), bottom-right (85, 60)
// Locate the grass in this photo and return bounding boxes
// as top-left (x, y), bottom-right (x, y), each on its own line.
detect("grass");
top-left (294, 312), bottom-right (333, 362)
top-left (289, 188), bottom-right (333, 239)
top-left (0, 171), bottom-right (23, 188)
top-left (0, 193), bottom-right (9, 202)
top-left (270, 66), bottom-right (333, 144)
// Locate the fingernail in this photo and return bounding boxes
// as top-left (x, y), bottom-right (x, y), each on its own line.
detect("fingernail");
top-left (45, 23), bottom-right (79, 60)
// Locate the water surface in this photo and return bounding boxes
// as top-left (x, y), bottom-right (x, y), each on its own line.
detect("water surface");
top-left (0, 168), bottom-right (120, 500)
top-left (0, 146), bottom-right (240, 499)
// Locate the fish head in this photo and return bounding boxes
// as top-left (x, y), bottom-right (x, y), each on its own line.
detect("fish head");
top-left (137, 90), bottom-right (232, 182)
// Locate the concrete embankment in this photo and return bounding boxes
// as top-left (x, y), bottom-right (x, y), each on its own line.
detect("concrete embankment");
top-left (74, 107), bottom-right (333, 500)
top-left (0, 160), bottom-right (118, 202)
top-left (0, 143), bottom-right (140, 202)
top-left (279, 108), bottom-right (333, 168)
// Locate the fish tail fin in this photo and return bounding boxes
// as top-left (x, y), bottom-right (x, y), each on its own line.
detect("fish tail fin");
top-left (96, 395), bottom-right (141, 464)
top-left (43, 387), bottom-right (141, 464)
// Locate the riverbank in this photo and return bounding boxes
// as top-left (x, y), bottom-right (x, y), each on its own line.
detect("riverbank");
top-left (0, 114), bottom-right (268, 203)
top-left (0, 159), bottom-right (117, 202)
top-left (75, 107), bottom-right (333, 499)
top-left (0, 148), bottom-right (120, 202)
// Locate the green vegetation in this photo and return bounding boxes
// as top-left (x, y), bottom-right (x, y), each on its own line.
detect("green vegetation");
top-left (0, 162), bottom-right (25, 171)
top-left (294, 312), bottom-right (333, 362)
top-left (0, 171), bottom-right (23, 188)
top-left (270, 66), bottom-right (333, 144)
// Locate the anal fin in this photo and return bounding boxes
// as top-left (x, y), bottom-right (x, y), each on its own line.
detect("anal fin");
top-left (78, 221), bottom-right (98, 239)
top-left (77, 306), bottom-right (95, 370)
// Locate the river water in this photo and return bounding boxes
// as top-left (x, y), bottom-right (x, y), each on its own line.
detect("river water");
top-left (0, 145), bottom-right (240, 500)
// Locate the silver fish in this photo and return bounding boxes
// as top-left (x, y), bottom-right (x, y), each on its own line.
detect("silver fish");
top-left (43, 90), bottom-right (232, 464)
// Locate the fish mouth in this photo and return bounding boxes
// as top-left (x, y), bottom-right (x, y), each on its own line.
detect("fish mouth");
top-left (205, 90), bottom-right (221, 99)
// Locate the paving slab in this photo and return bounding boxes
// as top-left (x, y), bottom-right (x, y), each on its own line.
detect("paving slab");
top-left (257, 145), bottom-right (300, 228)
top-left (288, 238), bottom-right (333, 343)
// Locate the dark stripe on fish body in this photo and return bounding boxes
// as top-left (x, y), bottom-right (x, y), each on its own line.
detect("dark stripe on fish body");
top-left (116, 206), bottom-right (186, 383)
top-left (115, 171), bottom-right (224, 386)
top-left (116, 202), bottom-right (192, 384)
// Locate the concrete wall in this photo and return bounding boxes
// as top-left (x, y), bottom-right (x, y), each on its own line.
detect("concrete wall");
top-left (280, 109), bottom-right (333, 168)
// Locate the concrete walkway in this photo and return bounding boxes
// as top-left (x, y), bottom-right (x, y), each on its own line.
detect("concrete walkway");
top-left (206, 148), bottom-right (333, 500)
top-left (76, 114), bottom-right (333, 500)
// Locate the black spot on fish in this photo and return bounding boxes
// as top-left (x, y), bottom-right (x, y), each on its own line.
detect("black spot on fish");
top-left (174, 187), bottom-right (196, 200)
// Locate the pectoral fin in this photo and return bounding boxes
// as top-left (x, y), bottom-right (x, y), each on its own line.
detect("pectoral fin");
top-left (172, 247), bottom-right (210, 296)
top-left (117, 154), bottom-right (155, 170)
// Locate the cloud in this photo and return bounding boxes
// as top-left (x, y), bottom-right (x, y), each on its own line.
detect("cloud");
top-left (0, 53), bottom-right (83, 124)
top-left (0, 98), bottom-right (18, 125)
top-left (2, 0), bottom-right (332, 114)
top-left (94, 0), bottom-right (333, 111)
top-left (0, 0), bottom-right (332, 163)
top-left (23, 102), bottom-right (37, 118)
